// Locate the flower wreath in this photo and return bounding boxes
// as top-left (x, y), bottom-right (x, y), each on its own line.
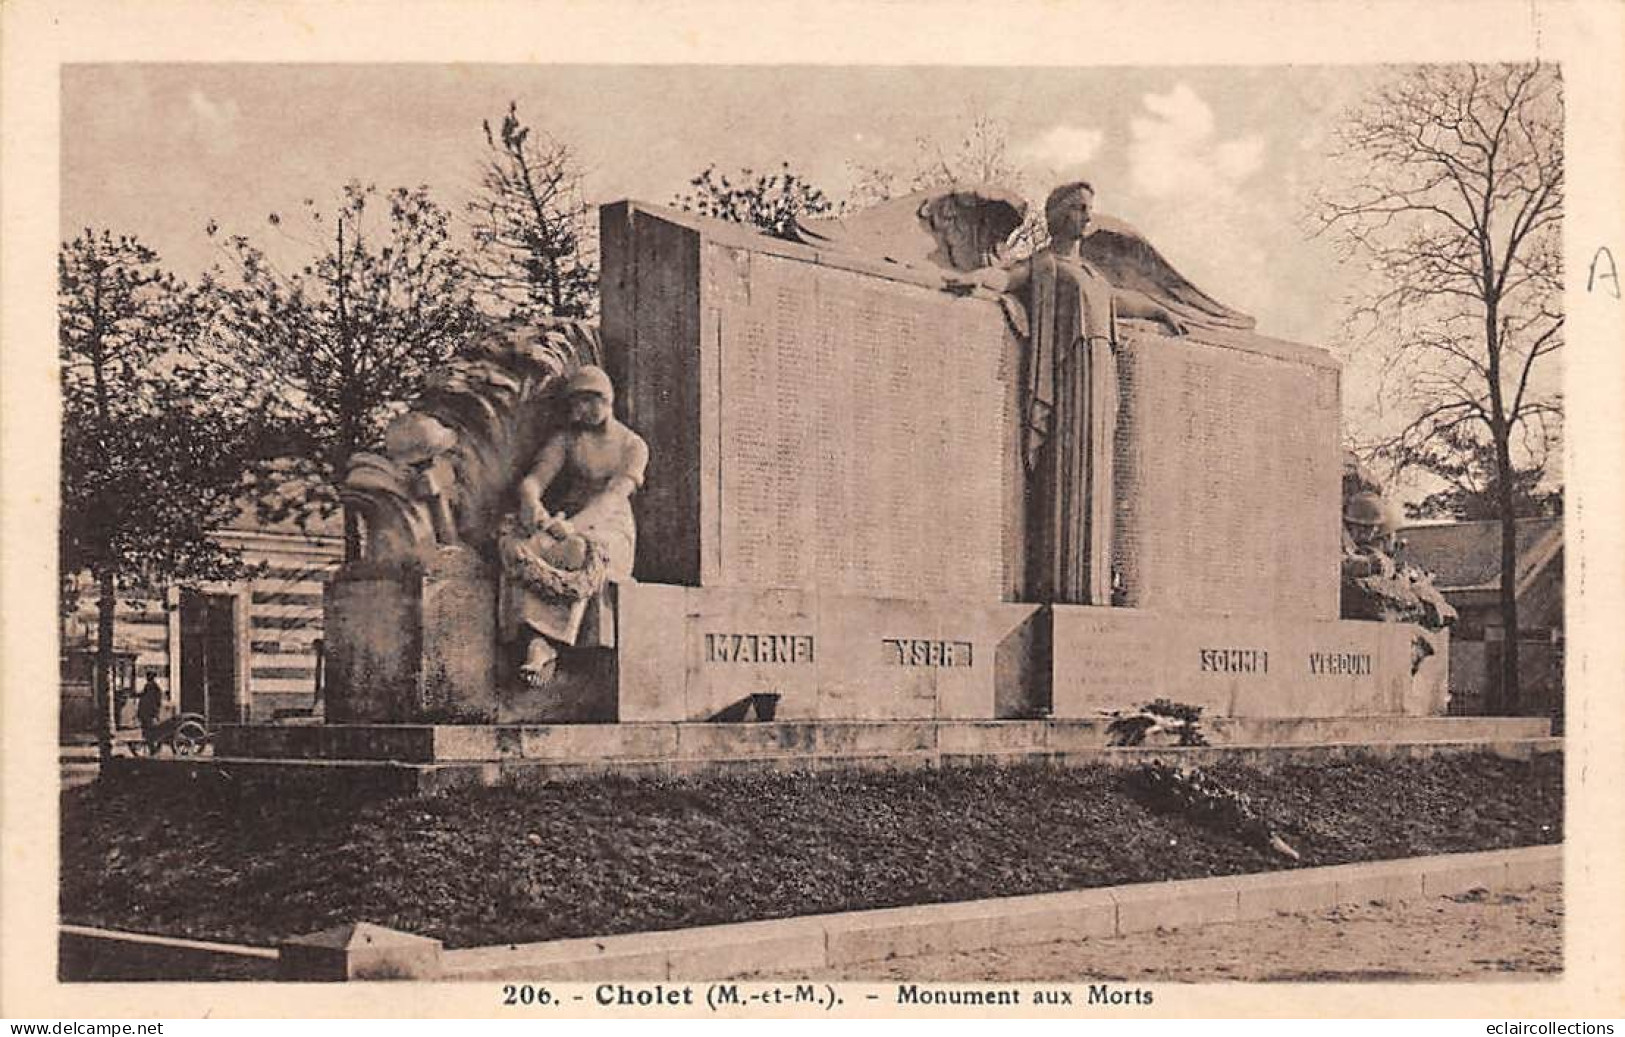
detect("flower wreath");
top-left (497, 514), bottom-right (610, 601)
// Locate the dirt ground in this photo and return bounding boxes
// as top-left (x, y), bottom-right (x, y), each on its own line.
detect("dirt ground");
top-left (791, 883), bottom-right (1563, 983)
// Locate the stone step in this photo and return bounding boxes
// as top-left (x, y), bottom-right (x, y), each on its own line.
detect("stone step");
top-left (117, 735), bottom-right (1563, 796)
top-left (213, 715), bottom-right (1553, 764)
top-left (61, 763), bottom-right (100, 790)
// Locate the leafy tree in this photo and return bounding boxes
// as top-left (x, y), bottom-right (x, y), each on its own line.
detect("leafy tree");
top-left (60, 231), bottom-right (262, 765)
top-left (207, 183), bottom-right (481, 560)
top-left (674, 163), bottom-right (833, 239)
top-left (1316, 64), bottom-right (1563, 712)
top-left (1404, 428), bottom-right (1562, 521)
top-left (467, 102), bottom-right (596, 320)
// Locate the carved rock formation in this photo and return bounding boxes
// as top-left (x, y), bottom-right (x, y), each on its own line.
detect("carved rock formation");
top-left (339, 318), bottom-right (603, 570)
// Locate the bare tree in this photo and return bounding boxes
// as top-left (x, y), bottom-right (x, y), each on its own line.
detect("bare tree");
top-left (467, 102), bottom-right (596, 320)
top-left (848, 112), bottom-right (1046, 255)
top-left (1316, 63), bottom-right (1563, 713)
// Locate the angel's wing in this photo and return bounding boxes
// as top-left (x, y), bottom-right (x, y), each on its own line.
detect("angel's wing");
top-left (1080, 214), bottom-right (1256, 331)
top-left (790, 184), bottom-right (1027, 273)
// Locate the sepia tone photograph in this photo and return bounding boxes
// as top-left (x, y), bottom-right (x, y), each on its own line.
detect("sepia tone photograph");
top-left (4, 0), bottom-right (1623, 1022)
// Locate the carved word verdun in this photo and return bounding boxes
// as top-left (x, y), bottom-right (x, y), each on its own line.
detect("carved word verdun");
top-left (1308, 651), bottom-right (1374, 676)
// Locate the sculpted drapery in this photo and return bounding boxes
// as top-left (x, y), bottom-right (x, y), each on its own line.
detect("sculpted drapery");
top-left (1005, 246), bottom-right (1119, 604)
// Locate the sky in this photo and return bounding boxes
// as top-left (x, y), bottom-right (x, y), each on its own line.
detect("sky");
top-left (61, 63), bottom-right (1390, 349)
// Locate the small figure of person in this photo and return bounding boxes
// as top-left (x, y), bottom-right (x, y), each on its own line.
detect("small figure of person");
top-left (1341, 491), bottom-right (1398, 581)
top-left (499, 365), bottom-right (649, 687)
top-left (137, 669), bottom-right (166, 755)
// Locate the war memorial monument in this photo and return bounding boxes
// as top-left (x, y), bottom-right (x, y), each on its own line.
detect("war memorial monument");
top-left (205, 182), bottom-right (1521, 790)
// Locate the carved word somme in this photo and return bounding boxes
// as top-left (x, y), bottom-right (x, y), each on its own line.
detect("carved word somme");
top-left (1199, 647), bottom-right (1269, 674)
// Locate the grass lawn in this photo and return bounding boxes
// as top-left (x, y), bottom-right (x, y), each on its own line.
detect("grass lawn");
top-left (60, 752), bottom-right (1561, 949)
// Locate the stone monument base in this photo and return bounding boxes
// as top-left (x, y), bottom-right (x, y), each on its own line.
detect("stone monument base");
top-left (533, 586), bottom-right (1447, 724)
top-left (320, 579), bottom-right (1449, 726)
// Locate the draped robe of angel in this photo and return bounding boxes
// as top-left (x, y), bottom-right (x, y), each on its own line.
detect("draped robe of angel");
top-left (1002, 211), bottom-right (1254, 604)
top-left (792, 184), bottom-right (1255, 606)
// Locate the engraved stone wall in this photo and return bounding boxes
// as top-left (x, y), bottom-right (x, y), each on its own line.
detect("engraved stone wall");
top-left (705, 243), bottom-right (1012, 598)
top-left (1051, 605), bottom-right (1447, 718)
top-left (603, 201), bottom-right (1020, 599)
top-left (1113, 327), bottom-right (1342, 619)
top-left (602, 202), bottom-right (1342, 615)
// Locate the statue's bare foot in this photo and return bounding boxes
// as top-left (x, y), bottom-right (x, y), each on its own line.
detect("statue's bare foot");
top-left (520, 637), bottom-right (559, 688)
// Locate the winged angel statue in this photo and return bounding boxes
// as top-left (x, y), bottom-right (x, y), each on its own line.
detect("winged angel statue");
top-left (792, 181), bottom-right (1255, 606)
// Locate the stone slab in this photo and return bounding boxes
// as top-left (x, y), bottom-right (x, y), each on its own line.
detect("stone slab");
top-left (1327, 859), bottom-right (1429, 906)
top-left (448, 943), bottom-right (670, 982)
top-left (662, 926), bottom-right (831, 980)
top-left (1050, 605), bottom-right (1448, 718)
top-left (1113, 328), bottom-right (1341, 620)
top-left (323, 575), bottom-right (421, 723)
top-left (215, 715), bottom-right (1549, 764)
top-left (418, 554), bottom-right (498, 720)
top-left (323, 551), bottom-right (498, 724)
top-left (177, 738), bottom-right (1563, 796)
top-left (603, 201), bottom-right (1021, 600)
top-left (614, 584), bottom-right (1042, 722)
top-left (517, 723), bottom-right (680, 761)
top-left (1233, 870), bottom-right (1342, 921)
top-left (816, 721), bottom-right (938, 755)
top-left (1111, 877), bottom-right (1242, 934)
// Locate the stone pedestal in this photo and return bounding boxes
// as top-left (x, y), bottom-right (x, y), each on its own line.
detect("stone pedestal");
top-left (324, 547), bottom-right (497, 723)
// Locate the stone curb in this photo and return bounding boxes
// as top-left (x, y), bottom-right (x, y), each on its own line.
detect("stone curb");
top-left (58, 924), bottom-right (279, 981)
top-left (435, 844), bottom-right (1563, 981)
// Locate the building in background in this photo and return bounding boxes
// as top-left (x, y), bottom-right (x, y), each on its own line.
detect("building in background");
top-left (60, 516), bottom-right (342, 737)
top-left (1399, 517), bottom-right (1563, 720)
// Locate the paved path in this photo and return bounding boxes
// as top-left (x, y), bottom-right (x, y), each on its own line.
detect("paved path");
top-left (786, 883), bottom-right (1562, 983)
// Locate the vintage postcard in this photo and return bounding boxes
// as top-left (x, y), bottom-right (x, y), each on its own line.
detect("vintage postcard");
top-left (2, 0), bottom-right (1622, 1021)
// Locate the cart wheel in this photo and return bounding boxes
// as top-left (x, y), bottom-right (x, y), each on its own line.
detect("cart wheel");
top-left (171, 719), bottom-right (208, 756)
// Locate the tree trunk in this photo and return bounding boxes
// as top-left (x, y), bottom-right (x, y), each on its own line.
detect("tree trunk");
top-left (94, 570), bottom-right (117, 768)
top-left (1494, 433), bottom-right (1521, 714)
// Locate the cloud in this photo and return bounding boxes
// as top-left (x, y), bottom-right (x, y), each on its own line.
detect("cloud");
top-left (1128, 83), bottom-right (1263, 199)
top-left (1018, 124), bottom-right (1105, 171)
top-left (1108, 83), bottom-right (1279, 334)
